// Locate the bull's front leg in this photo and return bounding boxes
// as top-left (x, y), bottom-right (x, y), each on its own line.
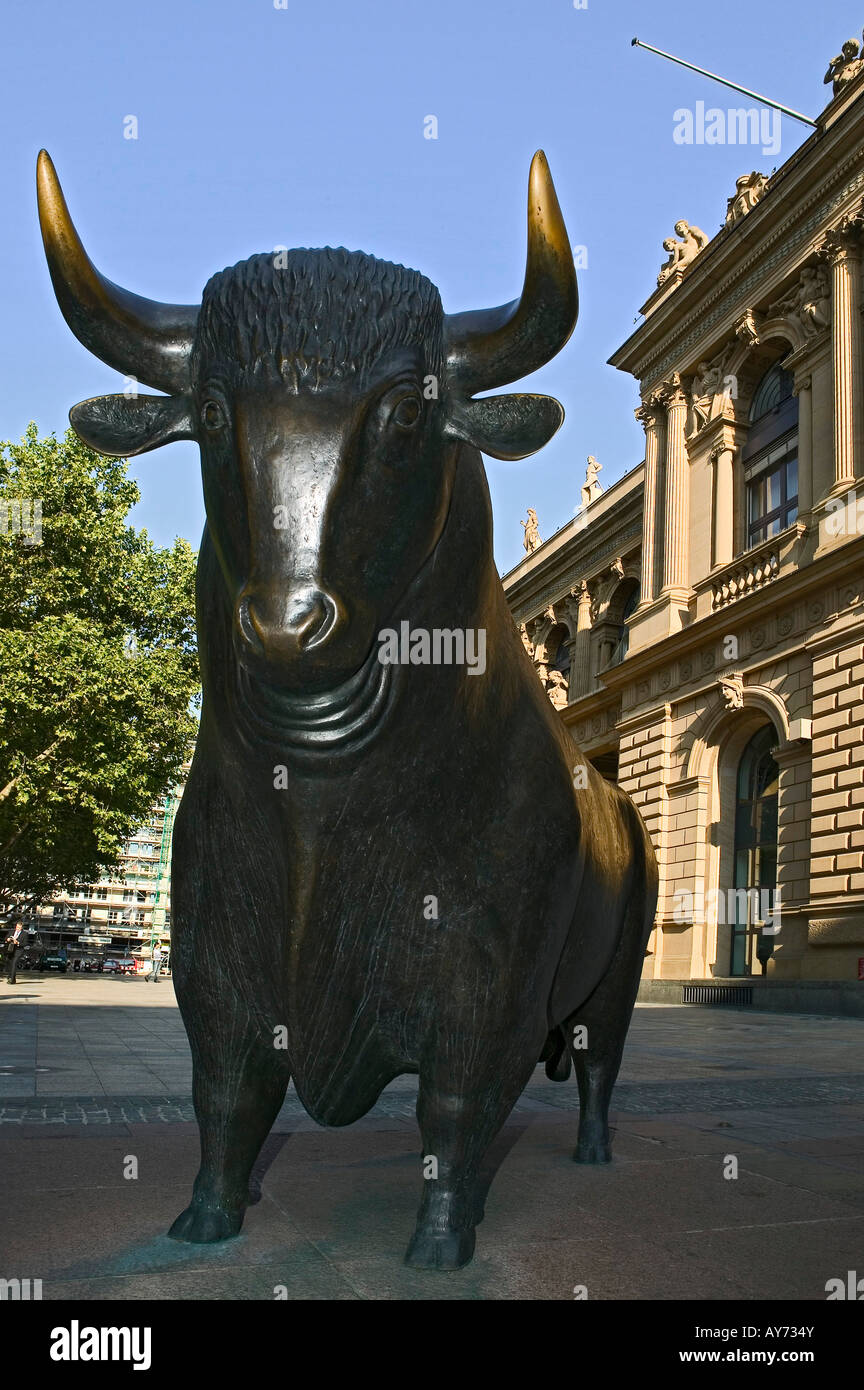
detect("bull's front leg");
top-left (169, 995), bottom-right (288, 1244)
top-left (406, 1041), bottom-right (540, 1271)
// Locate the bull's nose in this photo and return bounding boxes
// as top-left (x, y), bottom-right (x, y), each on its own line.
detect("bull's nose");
top-left (236, 585), bottom-right (341, 658)
top-left (281, 586), bottom-right (337, 649)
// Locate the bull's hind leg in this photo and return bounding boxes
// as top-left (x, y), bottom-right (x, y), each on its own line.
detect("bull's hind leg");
top-left (566, 879), bottom-right (654, 1164)
top-left (405, 1039), bottom-right (542, 1271)
top-left (169, 991), bottom-right (288, 1243)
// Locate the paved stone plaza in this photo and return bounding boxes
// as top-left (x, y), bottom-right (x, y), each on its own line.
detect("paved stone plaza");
top-left (1, 975), bottom-right (862, 1300)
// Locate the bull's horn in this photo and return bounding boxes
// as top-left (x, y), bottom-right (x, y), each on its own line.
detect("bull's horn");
top-left (445, 150), bottom-right (578, 395)
top-left (37, 150), bottom-right (199, 394)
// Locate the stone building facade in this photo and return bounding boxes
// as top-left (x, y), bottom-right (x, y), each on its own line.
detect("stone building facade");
top-left (504, 60), bottom-right (864, 986)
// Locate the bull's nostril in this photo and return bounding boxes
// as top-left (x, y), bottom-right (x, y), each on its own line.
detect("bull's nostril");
top-left (287, 589), bottom-right (337, 650)
top-left (236, 585), bottom-right (342, 659)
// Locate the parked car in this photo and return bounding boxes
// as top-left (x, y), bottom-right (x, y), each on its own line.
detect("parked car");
top-left (39, 950), bottom-right (69, 972)
top-left (104, 957), bottom-right (137, 977)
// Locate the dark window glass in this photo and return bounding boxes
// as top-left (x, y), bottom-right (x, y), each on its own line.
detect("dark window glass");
top-left (747, 451), bottom-right (798, 547)
top-left (731, 726), bottom-right (779, 977)
top-left (749, 364), bottom-right (794, 422)
top-left (608, 586), bottom-right (640, 666)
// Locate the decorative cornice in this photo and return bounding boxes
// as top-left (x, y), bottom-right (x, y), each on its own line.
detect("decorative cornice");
top-left (507, 522), bottom-right (643, 620)
top-left (628, 158), bottom-right (864, 387)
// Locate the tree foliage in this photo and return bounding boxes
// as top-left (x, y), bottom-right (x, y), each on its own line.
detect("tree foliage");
top-left (0, 424), bottom-right (199, 906)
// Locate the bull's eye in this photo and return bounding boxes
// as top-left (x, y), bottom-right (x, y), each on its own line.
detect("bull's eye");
top-left (383, 386), bottom-right (425, 433)
top-left (201, 399), bottom-right (226, 432)
top-left (390, 394), bottom-right (421, 431)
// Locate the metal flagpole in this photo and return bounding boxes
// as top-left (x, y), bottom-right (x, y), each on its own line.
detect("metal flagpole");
top-left (631, 38), bottom-right (818, 129)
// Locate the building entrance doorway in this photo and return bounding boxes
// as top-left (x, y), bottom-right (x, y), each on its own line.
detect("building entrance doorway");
top-left (731, 725), bottom-right (779, 976)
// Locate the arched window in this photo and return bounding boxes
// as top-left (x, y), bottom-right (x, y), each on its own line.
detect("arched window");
top-left (546, 626), bottom-right (570, 678)
top-left (608, 584), bottom-right (640, 666)
top-left (743, 362), bottom-right (798, 549)
top-left (730, 725), bottom-right (779, 977)
top-left (749, 364), bottom-right (793, 421)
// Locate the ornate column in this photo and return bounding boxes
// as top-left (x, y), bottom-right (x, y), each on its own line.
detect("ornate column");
top-left (821, 213), bottom-right (864, 491)
top-left (710, 441), bottom-right (735, 568)
top-left (660, 377), bottom-right (690, 597)
top-left (793, 374), bottom-right (812, 515)
top-left (565, 581), bottom-right (593, 699)
top-left (635, 397), bottom-right (663, 605)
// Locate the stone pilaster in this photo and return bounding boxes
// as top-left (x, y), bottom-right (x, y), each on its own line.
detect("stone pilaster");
top-left (820, 212), bottom-right (864, 491)
top-left (660, 378), bottom-right (690, 598)
top-left (710, 441), bottom-right (736, 568)
top-left (565, 581), bottom-right (593, 699)
top-left (792, 374), bottom-right (813, 515)
top-left (635, 397), bottom-right (663, 606)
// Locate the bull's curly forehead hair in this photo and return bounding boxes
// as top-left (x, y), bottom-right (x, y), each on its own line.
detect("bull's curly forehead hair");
top-left (192, 247), bottom-right (444, 389)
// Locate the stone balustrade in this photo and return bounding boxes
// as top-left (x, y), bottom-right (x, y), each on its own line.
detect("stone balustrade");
top-left (710, 543), bottom-right (780, 610)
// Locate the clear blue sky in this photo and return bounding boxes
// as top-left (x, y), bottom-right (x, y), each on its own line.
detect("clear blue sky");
top-left (1, 0), bottom-right (858, 573)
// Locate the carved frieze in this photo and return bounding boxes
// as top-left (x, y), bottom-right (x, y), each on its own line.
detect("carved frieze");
top-left (767, 264), bottom-right (831, 337)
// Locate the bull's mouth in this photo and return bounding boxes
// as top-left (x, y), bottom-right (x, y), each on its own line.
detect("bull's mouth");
top-left (232, 641), bottom-right (392, 753)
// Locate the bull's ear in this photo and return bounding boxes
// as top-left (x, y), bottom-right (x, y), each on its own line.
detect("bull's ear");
top-left (69, 393), bottom-right (196, 458)
top-left (446, 394), bottom-right (564, 461)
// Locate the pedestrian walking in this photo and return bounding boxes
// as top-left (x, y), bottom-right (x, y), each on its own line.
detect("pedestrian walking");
top-left (148, 943), bottom-right (163, 983)
top-left (4, 920), bottom-right (25, 984)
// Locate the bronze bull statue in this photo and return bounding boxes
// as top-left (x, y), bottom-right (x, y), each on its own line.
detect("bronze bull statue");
top-left (38, 148), bottom-right (658, 1270)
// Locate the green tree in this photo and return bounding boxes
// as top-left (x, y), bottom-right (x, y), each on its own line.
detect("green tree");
top-left (0, 424), bottom-right (199, 908)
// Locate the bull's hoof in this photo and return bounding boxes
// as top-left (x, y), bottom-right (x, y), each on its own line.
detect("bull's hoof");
top-left (573, 1139), bottom-right (612, 1164)
top-left (404, 1226), bottom-right (476, 1271)
top-left (168, 1199), bottom-right (244, 1243)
